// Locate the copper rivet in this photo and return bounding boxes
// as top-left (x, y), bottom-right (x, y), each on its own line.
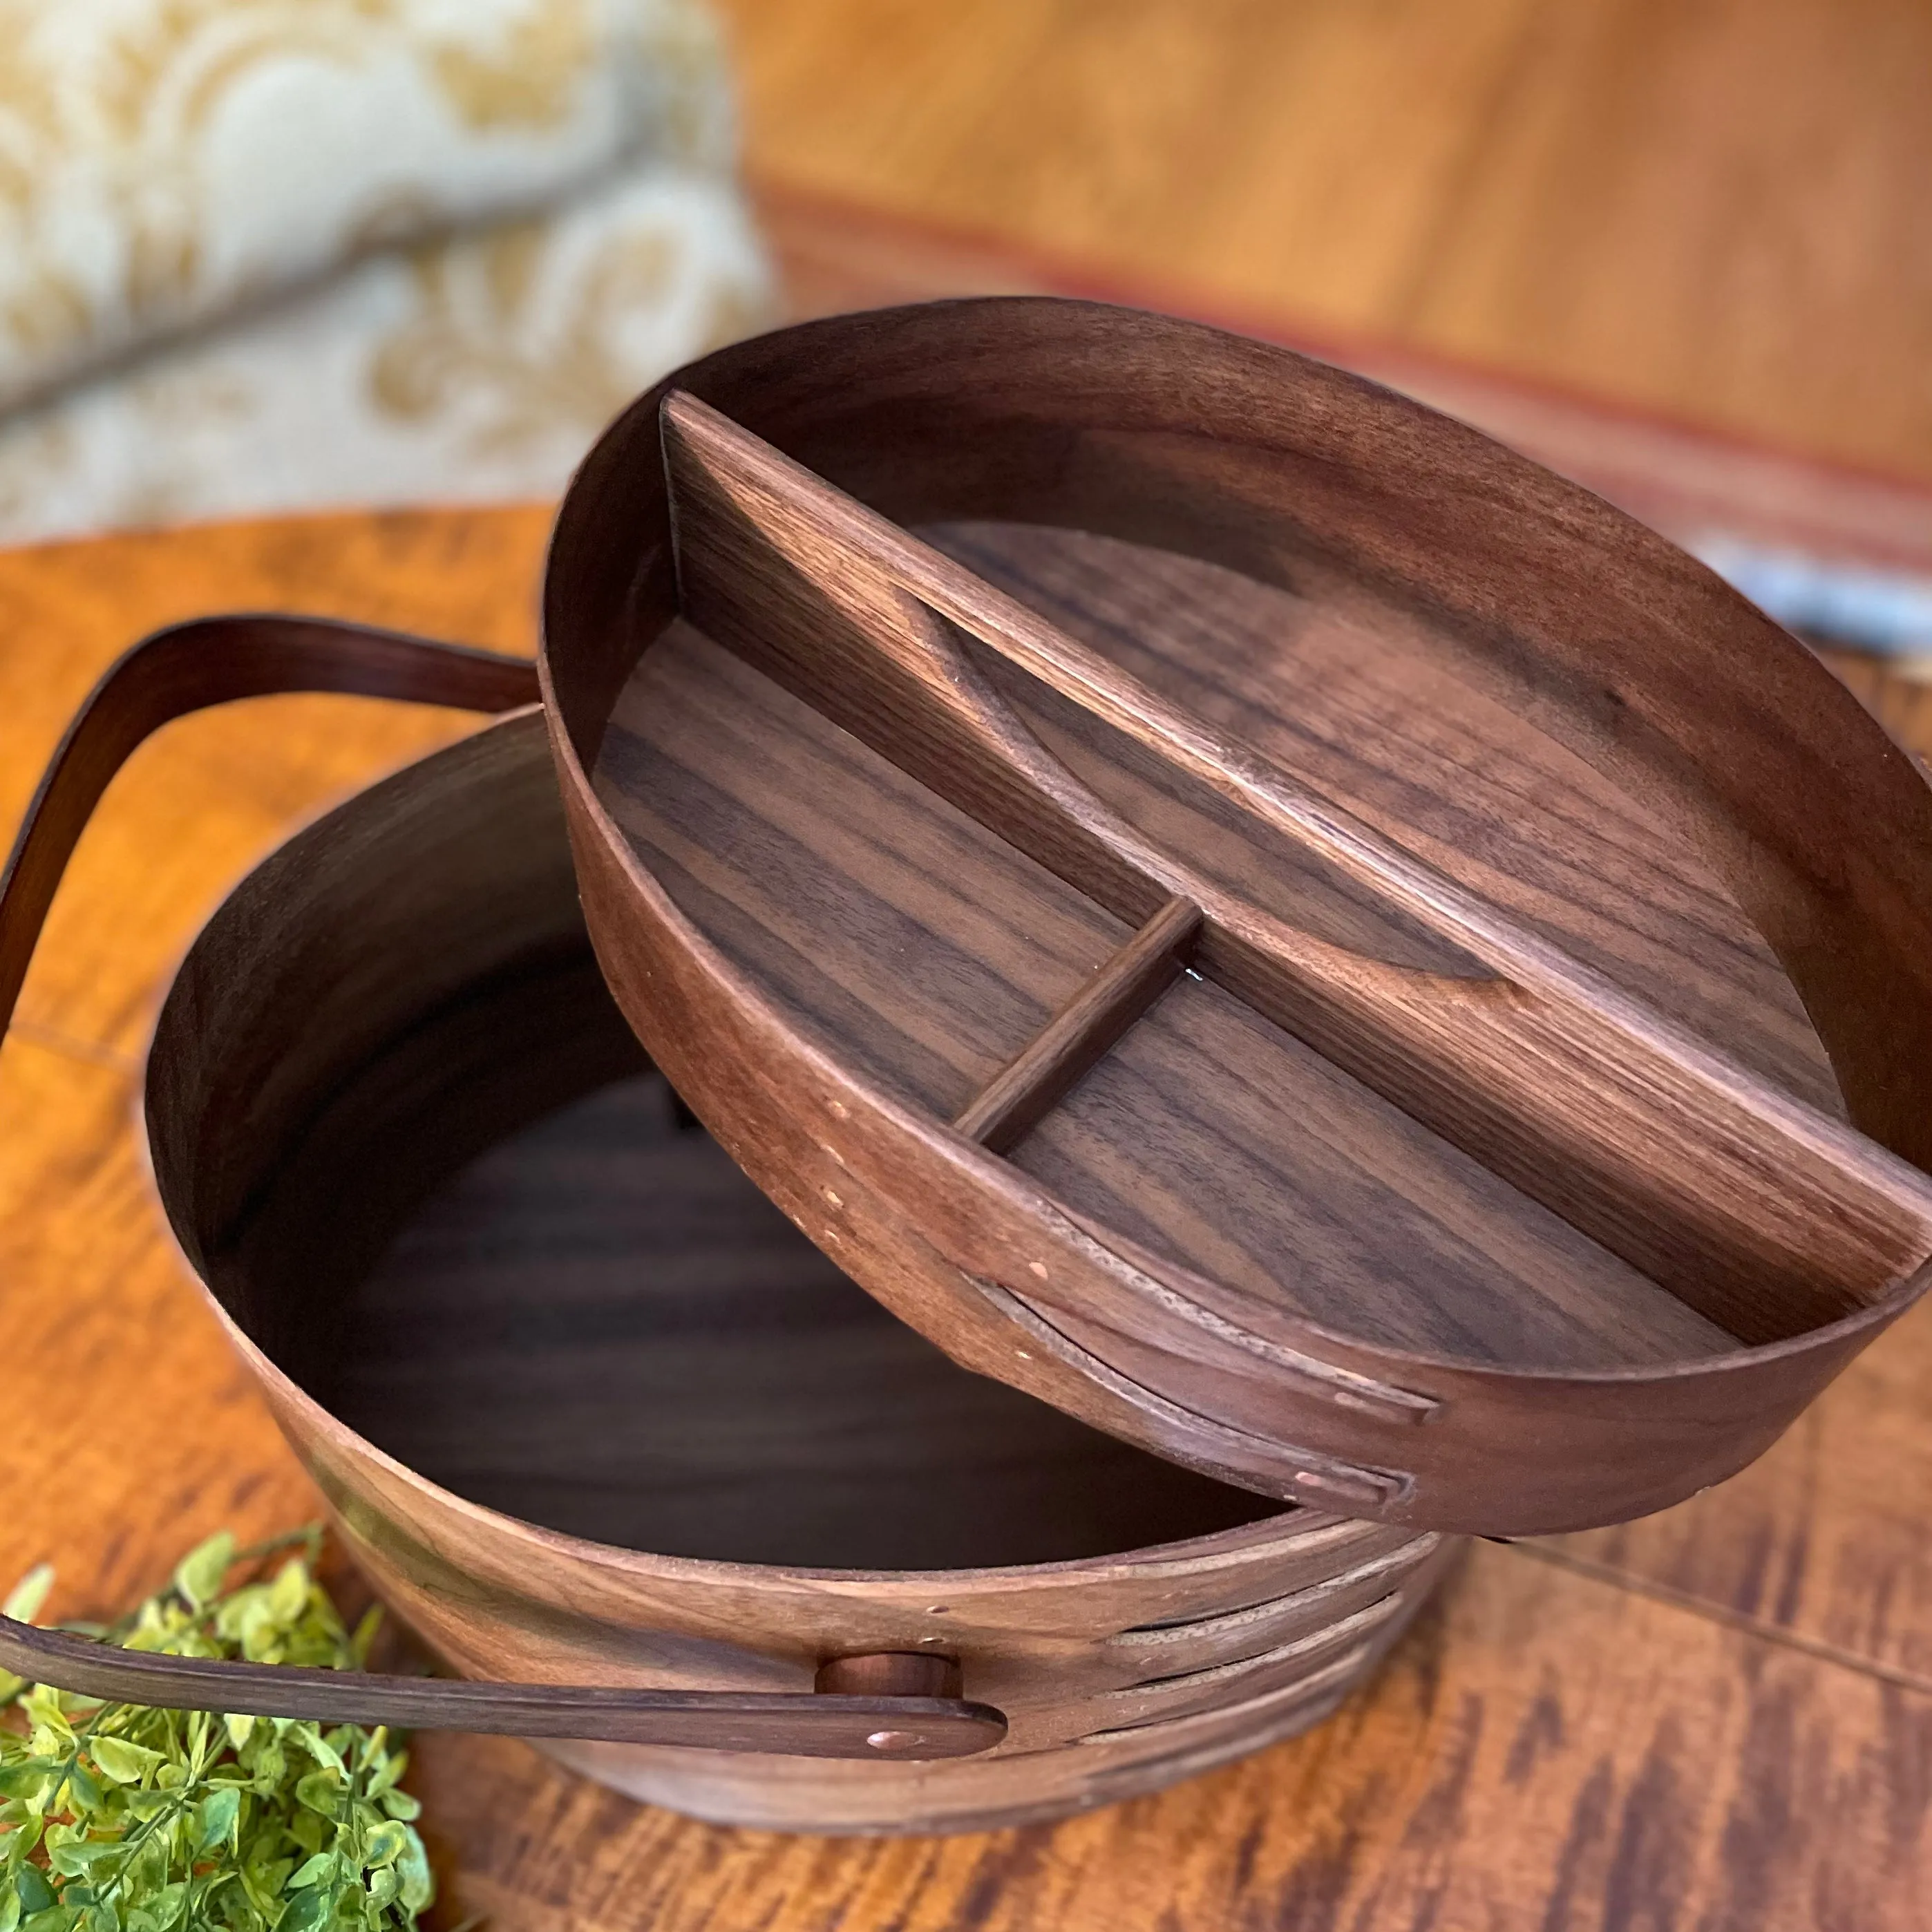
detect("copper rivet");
top-left (822, 1188), bottom-right (843, 1208)
top-left (1027, 1261), bottom-right (1048, 1279)
top-left (867, 1730), bottom-right (920, 1751)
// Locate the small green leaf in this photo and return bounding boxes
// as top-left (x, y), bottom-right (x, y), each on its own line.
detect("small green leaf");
top-left (266, 1564), bottom-right (308, 1629)
top-left (173, 1534), bottom-right (235, 1614)
top-left (64, 1765), bottom-right (104, 1811)
top-left (1, 1568), bottom-right (53, 1627)
top-left (0, 1879), bottom-right (21, 1932)
top-left (146, 1886), bottom-right (185, 1932)
top-left (225, 1714), bottom-right (256, 1752)
top-left (375, 1791), bottom-right (419, 1824)
top-left (348, 1609), bottom-right (381, 1669)
top-left (195, 1786), bottom-right (240, 1853)
top-left (24, 1698), bottom-right (72, 1748)
top-left (361, 1821), bottom-right (407, 1871)
top-left (248, 1745), bottom-right (287, 1797)
top-left (272, 1886), bottom-right (333, 1932)
top-left (292, 1774), bottom-right (339, 1819)
top-left (48, 1839), bottom-right (124, 1876)
top-left (15, 1870), bottom-right (55, 1915)
top-left (88, 1738), bottom-right (163, 1787)
top-left (245, 1859), bottom-right (295, 1917)
top-left (116, 1788), bottom-right (176, 1819)
top-left (295, 1730), bottom-right (344, 1779)
top-left (285, 1856), bottom-right (334, 1893)
top-left (395, 1829), bottom-right (433, 1915)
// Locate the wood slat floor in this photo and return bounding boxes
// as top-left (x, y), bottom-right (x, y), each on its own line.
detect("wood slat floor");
top-left (718, 0), bottom-right (1932, 488)
top-left (6, 505), bottom-right (1932, 1927)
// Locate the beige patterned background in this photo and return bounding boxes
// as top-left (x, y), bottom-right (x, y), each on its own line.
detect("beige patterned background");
top-left (0, 0), bottom-right (774, 544)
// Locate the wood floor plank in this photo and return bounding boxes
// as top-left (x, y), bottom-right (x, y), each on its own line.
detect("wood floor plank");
top-left (1546, 1294), bottom-right (1932, 1686)
top-left (718, 0), bottom-right (1543, 342)
top-left (0, 507), bottom-right (549, 1061)
top-left (0, 1036), bottom-right (319, 1622)
top-left (719, 0), bottom-right (1932, 482)
top-left (1396, 0), bottom-right (1932, 480)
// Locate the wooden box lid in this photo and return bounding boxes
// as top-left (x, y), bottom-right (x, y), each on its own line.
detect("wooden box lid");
top-left (535, 299), bottom-right (1932, 1538)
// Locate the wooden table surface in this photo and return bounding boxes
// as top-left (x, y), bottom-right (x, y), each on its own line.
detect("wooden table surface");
top-left (718, 0), bottom-right (1932, 489)
top-left (5, 508), bottom-right (1932, 1929)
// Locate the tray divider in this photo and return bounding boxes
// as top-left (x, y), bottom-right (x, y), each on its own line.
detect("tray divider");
top-left (955, 893), bottom-right (1203, 1154)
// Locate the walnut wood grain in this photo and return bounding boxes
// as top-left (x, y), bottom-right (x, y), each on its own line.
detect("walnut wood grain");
top-left (656, 387), bottom-right (1932, 1349)
top-left (336, 1068), bottom-right (1282, 1573)
top-left (953, 895), bottom-right (1201, 1153)
top-left (0, 1618), bottom-right (1007, 1760)
top-left (547, 301), bottom-right (1932, 1537)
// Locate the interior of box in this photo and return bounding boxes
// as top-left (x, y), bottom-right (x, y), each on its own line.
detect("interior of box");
top-left (328, 1060), bottom-right (1281, 1569)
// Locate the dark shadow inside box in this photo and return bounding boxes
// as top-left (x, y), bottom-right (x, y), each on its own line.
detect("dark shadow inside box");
top-left (325, 1063), bottom-right (1280, 1572)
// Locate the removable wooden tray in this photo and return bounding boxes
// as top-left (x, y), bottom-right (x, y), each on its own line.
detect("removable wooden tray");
top-left (537, 299), bottom-right (1932, 1537)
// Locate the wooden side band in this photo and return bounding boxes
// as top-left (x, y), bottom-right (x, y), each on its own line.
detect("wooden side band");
top-left (0, 1618), bottom-right (1005, 1760)
top-left (658, 389), bottom-right (1932, 1343)
top-left (954, 895), bottom-right (1202, 1153)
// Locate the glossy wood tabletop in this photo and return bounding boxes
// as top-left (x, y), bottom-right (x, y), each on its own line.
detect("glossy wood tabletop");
top-left (719, 0), bottom-right (1932, 486)
top-left (3, 504), bottom-right (1932, 1926)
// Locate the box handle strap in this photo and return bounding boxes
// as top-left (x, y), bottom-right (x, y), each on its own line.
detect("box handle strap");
top-left (0, 1618), bottom-right (1003, 1759)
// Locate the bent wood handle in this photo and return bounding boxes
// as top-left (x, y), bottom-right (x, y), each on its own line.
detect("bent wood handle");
top-left (0, 614), bottom-right (540, 1041)
top-left (0, 613), bottom-right (1005, 1761)
top-left (0, 1620), bottom-right (1003, 1760)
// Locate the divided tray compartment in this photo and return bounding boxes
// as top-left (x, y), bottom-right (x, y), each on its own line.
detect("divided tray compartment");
top-left (142, 711), bottom-right (1457, 1835)
top-left (540, 299), bottom-right (1932, 1538)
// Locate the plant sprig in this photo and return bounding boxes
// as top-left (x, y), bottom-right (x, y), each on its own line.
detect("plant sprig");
top-left (1, 1529), bottom-right (433, 1932)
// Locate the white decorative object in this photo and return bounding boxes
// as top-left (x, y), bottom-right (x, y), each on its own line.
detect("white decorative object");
top-left (0, 0), bottom-right (774, 544)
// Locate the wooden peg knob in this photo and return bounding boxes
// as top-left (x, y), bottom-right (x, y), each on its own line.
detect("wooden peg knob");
top-left (814, 1651), bottom-right (963, 1700)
